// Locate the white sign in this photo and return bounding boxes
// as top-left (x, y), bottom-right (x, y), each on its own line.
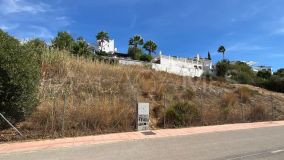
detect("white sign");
top-left (137, 103), bottom-right (149, 131)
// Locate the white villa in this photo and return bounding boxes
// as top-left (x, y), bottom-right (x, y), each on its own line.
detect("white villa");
top-left (253, 66), bottom-right (273, 74)
top-left (152, 53), bottom-right (213, 77)
top-left (95, 39), bottom-right (117, 54)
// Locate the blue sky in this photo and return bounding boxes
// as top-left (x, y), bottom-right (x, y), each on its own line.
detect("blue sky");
top-left (1, 0), bottom-right (284, 70)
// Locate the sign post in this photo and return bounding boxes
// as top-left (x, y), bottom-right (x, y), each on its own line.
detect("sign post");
top-left (137, 103), bottom-right (149, 131)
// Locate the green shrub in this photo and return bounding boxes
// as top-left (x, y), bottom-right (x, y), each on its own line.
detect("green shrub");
top-left (229, 61), bottom-right (256, 84)
top-left (0, 30), bottom-right (40, 129)
top-left (140, 54), bottom-right (153, 62)
top-left (165, 102), bottom-right (200, 127)
top-left (216, 60), bottom-right (230, 77)
top-left (274, 68), bottom-right (284, 77)
top-left (257, 70), bottom-right (272, 79)
top-left (128, 47), bottom-right (143, 60)
top-left (258, 76), bottom-right (284, 93)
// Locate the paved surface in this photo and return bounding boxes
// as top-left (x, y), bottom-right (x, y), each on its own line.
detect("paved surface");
top-left (1, 121), bottom-right (284, 160)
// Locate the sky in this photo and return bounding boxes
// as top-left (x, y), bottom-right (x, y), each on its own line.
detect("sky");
top-left (1, 0), bottom-right (284, 70)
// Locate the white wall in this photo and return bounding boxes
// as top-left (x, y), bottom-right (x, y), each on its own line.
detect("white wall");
top-left (118, 59), bottom-right (151, 66)
top-left (118, 55), bottom-right (212, 78)
top-left (152, 55), bottom-right (212, 77)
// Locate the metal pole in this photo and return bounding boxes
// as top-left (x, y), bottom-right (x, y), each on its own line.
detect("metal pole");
top-left (200, 91), bottom-right (203, 125)
top-left (271, 94), bottom-right (274, 121)
top-left (163, 94), bottom-right (166, 129)
top-left (0, 113), bottom-right (23, 137)
top-left (62, 93), bottom-right (66, 137)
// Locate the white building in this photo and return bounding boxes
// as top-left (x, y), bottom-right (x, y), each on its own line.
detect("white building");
top-left (253, 66), bottom-right (273, 74)
top-left (95, 39), bottom-right (117, 54)
top-left (152, 54), bottom-right (213, 77)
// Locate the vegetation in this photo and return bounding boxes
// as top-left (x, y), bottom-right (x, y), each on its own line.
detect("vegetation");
top-left (128, 35), bottom-right (157, 62)
top-left (52, 32), bottom-right (74, 51)
top-left (143, 40), bottom-right (157, 55)
top-left (139, 54), bottom-right (153, 62)
top-left (165, 102), bottom-right (200, 127)
top-left (257, 70), bottom-right (272, 79)
top-left (71, 37), bottom-right (94, 58)
top-left (128, 47), bottom-right (143, 60)
top-left (274, 68), bottom-right (284, 77)
top-left (129, 35), bottom-right (144, 48)
top-left (214, 59), bottom-right (284, 93)
top-left (0, 29), bottom-right (40, 129)
top-left (207, 51), bottom-right (211, 60)
top-left (229, 61), bottom-right (256, 84)
top-left (216, 60), bottom-right (230, 77)
top-left (217, 45), bottom-right (226, 60)
top-left (1, 29), bottom-right (284, 141)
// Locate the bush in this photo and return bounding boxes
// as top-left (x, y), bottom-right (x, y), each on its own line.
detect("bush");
top-left (258, 76), bottom-right (284, 93)
top-left (220, 93), bottom-right (237, 121)
top-left (274, 68), bottom-right (284, 77)
top-left (0, 30), bottom-right (40, 129)
top-left (250, 105), bottom-right (266, 121)
top-left (229, 61), bottom-right (256, 84)
top-left (128, 47), bottom-right (143, 60)
top-left (140, 54), bottom-right (153, 62)
top-left (216, 60), bottom-right (230, 77)
top-left (257, 70), bottom-right (272, 79)
top-left (165, 102), bottom-right (200, 127)
top-left (237, 87), bottom-right (253, 103)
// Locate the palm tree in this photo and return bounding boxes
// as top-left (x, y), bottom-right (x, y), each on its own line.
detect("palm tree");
top-left (218, 45), bottom-right (226, 60)
top-left (96, 31), bottom-right (109, 52)
top-left (143, 40), bottom-right (157, 55)
top-left (129, 35), bottom-right (144, 48)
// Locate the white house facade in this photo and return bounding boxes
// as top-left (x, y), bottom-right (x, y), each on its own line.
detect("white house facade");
top-left (152, 54), bottom-right (212, 77)
top-left (253, 66), bottom-right (273, 74)
top-left (95, 39), bottom-right (117, 54)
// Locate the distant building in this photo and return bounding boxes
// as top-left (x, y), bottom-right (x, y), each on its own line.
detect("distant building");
top-left (95, 39), bottom-right (117, 54)
top-left (152, 53), bottom-right (213, 77)
top-left (253, 65), bottom-right (273, 74)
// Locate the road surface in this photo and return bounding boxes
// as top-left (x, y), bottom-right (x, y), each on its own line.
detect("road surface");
top-left (1, 126), bottom-right (284, 160)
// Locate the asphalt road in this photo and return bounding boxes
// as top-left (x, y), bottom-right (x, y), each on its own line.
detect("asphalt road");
top-left (1, 126), bottom-right (284, 160)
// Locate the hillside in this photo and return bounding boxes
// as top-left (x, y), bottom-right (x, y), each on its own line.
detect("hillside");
top-left (1, 51), bottom-right (284, 142)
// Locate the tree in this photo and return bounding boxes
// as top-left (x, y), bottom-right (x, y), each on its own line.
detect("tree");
top-left (129, 35), bottom-right (144, 48)
top-left (274, 68), bottom-right (284, 77)
top-left (52, 31), bottom-right (74, 50)
top-left (0, 29), bottom-right (40, 128)
top-left (216, 60), bottom-right (230, 77)
top-left (207, 51), bottom-right (211, 60)
top-left (128, 35), bottom-right (144, 60)
top-left (229, 61), bottom-right (256, 84)
top-left (143, 40), bottom-right (157, 55)
top-left (128, 47), bottom-right (143, 60)
top-left (96, 31), bottom-right (110, 52)
top-left (257, 70), bottom-right (272, 79)
top-left (218, 45), bottom-right (226, 60)
top-left (25, 38), bottom-right (47, 50)
top-left (71, 37), bottom-right (94, 58)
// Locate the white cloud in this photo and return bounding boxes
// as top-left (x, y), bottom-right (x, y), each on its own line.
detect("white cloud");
top-left (0, 23), bottom-right (19, 30)
top-left (227, 42), bottom-right (268, 52)
top-left (0, 0), bottom-right (49, 14)
top-left (0, 0), bottom-right (72, 41)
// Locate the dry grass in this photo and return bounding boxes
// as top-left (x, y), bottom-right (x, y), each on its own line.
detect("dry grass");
top-left (237, 86), bottom-right (253, 103)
